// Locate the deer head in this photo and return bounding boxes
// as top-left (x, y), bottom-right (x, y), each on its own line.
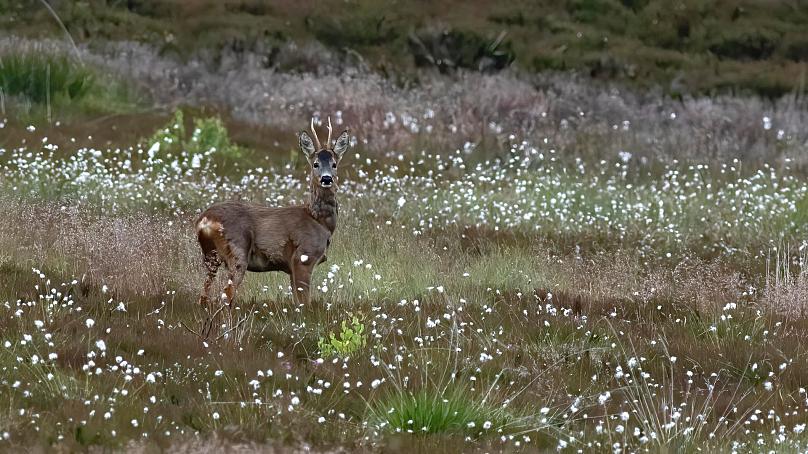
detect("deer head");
top-left (299, 117), bottom-right (349, 190)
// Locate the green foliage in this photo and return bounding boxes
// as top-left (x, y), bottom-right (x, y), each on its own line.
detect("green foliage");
top-left (367, 385), bottom-right (514, 435)
top-left (5, 0), bottom-right (808, 95)
top-left (0, 50), bottom-right (139, 118)
top-left (149, 109), bottom-right (186, 148)
top-left (566, 0), bottom-right (629, 28)
top-left (709, 29), bottom-right (780, 61)
top-left (0, 52), bottom-right (94, 103)
top-left (409, 28), bottom-right (515, 73)
top-left (309, 14), bottom-right (398, 48)
top-left (145, 109), bottom-right (244, 162)
top-left (317, 314), bottom-right (367, 358)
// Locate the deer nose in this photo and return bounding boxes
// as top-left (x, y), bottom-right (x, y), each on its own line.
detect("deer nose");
top-left (320, 175), bottom-right (333, 186)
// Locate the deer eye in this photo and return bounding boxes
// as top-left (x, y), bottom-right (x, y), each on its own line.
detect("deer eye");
top-left (332, 163), bottom-right (337, 168)
top-left (313, 162), bottom-right (319, 168)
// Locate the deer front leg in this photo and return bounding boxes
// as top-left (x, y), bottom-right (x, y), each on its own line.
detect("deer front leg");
top-left (291, 262), bottom-right (313, 305)
top-left (291, 250), bottom-right (320, 305)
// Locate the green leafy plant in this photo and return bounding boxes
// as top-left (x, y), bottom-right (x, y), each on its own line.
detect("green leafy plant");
top-left (317, 313), bottom-right (367, 358)
top-left (145, 109), bottom-right (244, 163)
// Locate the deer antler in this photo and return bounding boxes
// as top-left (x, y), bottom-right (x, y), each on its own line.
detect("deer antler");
top-left (326, 116), bottom-right (333, 147)
top-left (310, 117), bottom-right (322, 150)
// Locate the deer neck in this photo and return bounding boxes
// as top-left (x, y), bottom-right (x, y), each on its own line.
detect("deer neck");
top-left (307, 184), bottom-right (338, 233)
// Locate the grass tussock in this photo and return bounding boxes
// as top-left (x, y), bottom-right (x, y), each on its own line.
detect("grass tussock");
top-left (367, 386), bottom-right (517, 436)
top-left (0, 43), bottom-right (139, 119)
top-left (0, 52), bottom-right (93, 103)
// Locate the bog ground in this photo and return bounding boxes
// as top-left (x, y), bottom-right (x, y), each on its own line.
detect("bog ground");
top-left (2, 9), bottom-right (808, 452)
top-left (2, 105), bottom-right (808, 452)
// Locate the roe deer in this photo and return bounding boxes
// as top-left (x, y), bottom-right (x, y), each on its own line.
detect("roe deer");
top-left (195, 118), bottom-right (349, 307)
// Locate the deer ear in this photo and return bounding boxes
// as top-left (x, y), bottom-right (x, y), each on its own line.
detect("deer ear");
top-left (299, 131), bottom-right (316, 157)
top-left (333, 130), bottom-right (350, 160)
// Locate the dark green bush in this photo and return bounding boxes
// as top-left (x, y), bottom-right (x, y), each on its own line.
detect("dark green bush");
top-left (784, 36), bottom-right (808, 62)
top-left (308, 14), bottom-right (398, 48)
top-left (709, 29), bottom-right (780, 60)
top-left (565, 0), bottom-right (631, 33)
top-left (408, 28), bottom-right (514, 73)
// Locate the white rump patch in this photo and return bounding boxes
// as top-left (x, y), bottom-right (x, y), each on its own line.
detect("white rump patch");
top-left (300, 254), bottom-right (309, 263)
top-left (197, 216), bottom-right (223, 234)
top-left (197, 216), bottom-right (212, 231)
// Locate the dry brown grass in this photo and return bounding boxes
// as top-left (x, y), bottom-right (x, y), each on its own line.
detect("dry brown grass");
top-left (0, 195), bottom-right (200, 299)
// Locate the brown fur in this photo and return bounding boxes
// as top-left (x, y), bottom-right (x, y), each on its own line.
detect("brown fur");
top-left (195, 124), bottom-right (348, 307)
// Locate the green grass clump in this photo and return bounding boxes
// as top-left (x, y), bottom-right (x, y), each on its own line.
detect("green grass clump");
top-left (367, 385), bottom-right (517, 435)
top-left (0, 52), bottom-right (93, 103)
top-left (0, 51), bottom-right (139, 118)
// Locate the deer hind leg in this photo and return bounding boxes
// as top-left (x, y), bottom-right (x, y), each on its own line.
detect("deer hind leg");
top-left (223, 257), bottom-right (246, 307)
top-left (198, 216), bottom-right (247, 308)
top-left (197, 227), bottom-right (222, 307)
top-left (199, 251), bottom-right (221, 307)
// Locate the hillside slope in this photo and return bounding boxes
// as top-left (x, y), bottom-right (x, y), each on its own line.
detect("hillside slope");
top-left (2, 0), bottom-right (808, 96)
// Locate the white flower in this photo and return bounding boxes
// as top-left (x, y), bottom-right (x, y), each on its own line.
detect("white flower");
top-left (95, 340), bottom-right (107, 351)
top-left (145, 373), bottom-right (155, 384)
top-left (212, 412), bottom-right (220, 420)
top-left (85, 318), bottom-right (95, 328)
top-left (300, 255), bottom-right (309, 263)
top-left (483, 421), bottom-right (492, 430)
top-left (397, 196), bottom-right (406, 208)
top-left (147, 142), bottom-right (160, 159)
